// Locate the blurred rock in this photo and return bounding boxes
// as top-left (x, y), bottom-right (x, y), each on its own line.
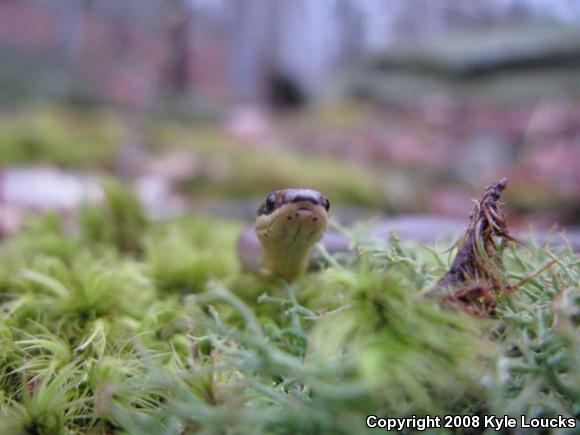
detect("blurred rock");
top-left (0, 166), bottom-right (185, 221)
top-left (1, 167), bottom-right (102, 210)
top-left (370, 215), bottom-right (466, 243)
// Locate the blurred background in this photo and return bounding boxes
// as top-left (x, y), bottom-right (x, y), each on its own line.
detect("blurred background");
top-left (1, 0), bottom-right (579, 239)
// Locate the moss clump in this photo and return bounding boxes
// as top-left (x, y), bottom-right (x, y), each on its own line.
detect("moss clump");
top-left (145, 218), bottom-right (241, 294)
top-left (80, 179), bottom-right (148, 255)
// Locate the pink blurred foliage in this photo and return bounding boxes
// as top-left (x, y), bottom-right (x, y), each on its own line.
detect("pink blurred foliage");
top-left (0, 2), bottom-right (55, 52)
top-left (0, 1), bottom-right (229, 106)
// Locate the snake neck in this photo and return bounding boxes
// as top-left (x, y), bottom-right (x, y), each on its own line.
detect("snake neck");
top-left (261, 243), bottom-right (313, 282)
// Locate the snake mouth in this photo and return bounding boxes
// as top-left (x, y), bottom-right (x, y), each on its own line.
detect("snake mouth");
top-left (291, 203), bottom-right (324, 220)
top-left (292, 199), bottom-right (320, 214)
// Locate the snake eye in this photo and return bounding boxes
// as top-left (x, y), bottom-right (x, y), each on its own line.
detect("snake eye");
top-left (265, 193), bottom-right (276, 213)
top-left (322, 197), bottom-right (330, 212)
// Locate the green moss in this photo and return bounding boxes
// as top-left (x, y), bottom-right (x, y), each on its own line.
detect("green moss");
top-left (147, 122), bottom-right (387, 208)
top-left (144, 218), bottom-right (241, 293)
top-left (0, 107), bottom-right (122, 168)
top-left (0, 180), bottom-right (577, 434)
top-left (307, 266), bottom-right (484, 413)
top-left (174, 135), bottom-right (387, 208)
top-left (80, 179), bottom-right (148, 254)
top-left (277, 103), bottom-right (368, 131)
top-left (0, 106), bottom-right (388, 209)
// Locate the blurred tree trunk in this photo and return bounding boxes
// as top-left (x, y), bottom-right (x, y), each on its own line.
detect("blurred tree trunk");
top-left (227, 0), bottom-right (271, 100)
top-left (166, 0), bottom-right (194, 94)
top-left (57, 0), bottom-right (86, 65)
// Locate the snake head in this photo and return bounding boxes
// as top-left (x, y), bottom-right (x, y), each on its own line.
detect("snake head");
top-left (256, 189), bottom-right (329, 217)
top-left (254, 189), bottom-right (330, 281)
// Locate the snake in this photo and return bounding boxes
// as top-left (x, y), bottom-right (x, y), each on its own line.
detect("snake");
top-left (237, 188), bottom-right (331, 281)
top-left (237, 188), bottom-right (580, 282)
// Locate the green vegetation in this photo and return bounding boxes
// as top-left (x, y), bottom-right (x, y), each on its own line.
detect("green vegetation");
top-left (0, 107), bottom-right (387, 209)
top-left (0, 183), bottom-right (577, 434)
top-left (156, 124), bottom-right (387, 207)
top-left (0, 108), bottom-right (122, 168)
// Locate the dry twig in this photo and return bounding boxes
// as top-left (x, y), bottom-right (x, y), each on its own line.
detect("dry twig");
top-left (431, 178), bottom-right (520, 316)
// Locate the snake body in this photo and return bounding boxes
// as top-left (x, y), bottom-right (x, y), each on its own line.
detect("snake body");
top-left (237, 189), bottom-right (330, 281)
